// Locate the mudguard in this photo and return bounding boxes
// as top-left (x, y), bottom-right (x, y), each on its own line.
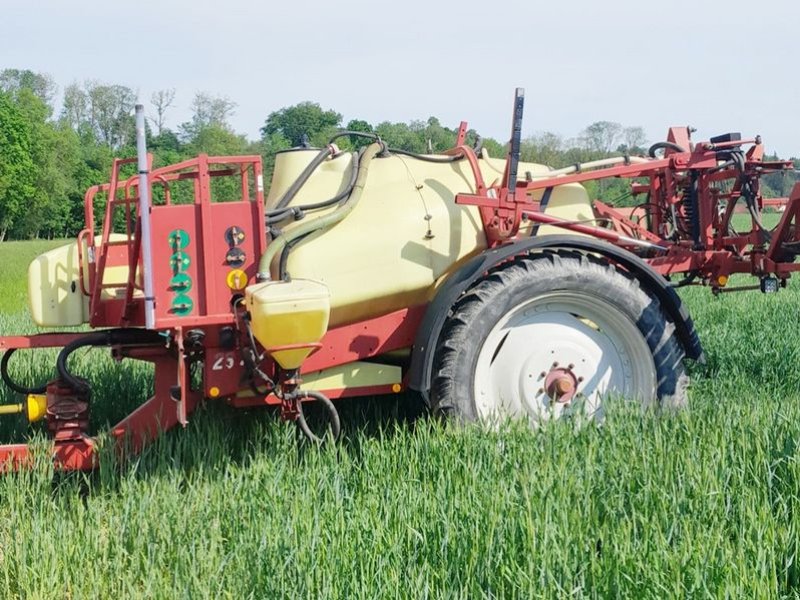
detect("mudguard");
top-left (408, 234), bottom-right (704, 402)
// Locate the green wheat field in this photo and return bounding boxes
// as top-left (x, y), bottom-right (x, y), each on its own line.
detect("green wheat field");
top-left (2, 225), bottom-right (800, 597)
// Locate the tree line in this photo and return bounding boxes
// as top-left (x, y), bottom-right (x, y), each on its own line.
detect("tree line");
top-left (0, 68), bottom-right (797, 241)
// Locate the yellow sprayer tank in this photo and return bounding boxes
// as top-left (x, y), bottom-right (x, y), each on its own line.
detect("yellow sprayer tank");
top-left (265, 149), bottom-right (594, 327)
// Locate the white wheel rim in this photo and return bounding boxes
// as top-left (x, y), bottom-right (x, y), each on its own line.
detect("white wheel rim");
top-left (473, 291), bottom-right (657, 423)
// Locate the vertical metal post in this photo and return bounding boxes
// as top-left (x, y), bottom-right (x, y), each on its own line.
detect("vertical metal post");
top-left (135, 105), bottom-right (157, 329)
top-left (505, 88), bottom-right (525, 200)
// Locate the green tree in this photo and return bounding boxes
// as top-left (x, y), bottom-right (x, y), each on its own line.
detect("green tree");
top-left (180, 92), bottom-right (237, 141)
top-left (581, 121), bottom-right (623, 154)
top-left (261, 102), bottom-right (342, 147)
top-left (374, 121), bottom-right (426, 152)
top-left (10, 88), bottom-right (80, 238)
top-left (61, 81), bottom-right (136, 149)
top-left (0, 92), bottom-right (36, 241)
top-left (0, 69), bottom-right (56, 109)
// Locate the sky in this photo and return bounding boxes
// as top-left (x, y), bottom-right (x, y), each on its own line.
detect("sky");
top-left (3, 0), bottom-right (800, 156)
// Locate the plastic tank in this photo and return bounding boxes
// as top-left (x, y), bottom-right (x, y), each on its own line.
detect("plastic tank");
top-left (267, 149), bottom-right (595, 327)
top-left (246, 279), bottom-right (331, 369)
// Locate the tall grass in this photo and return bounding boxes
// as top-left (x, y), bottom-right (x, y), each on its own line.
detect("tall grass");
top-left (1, 235), bottom-right (800, 597)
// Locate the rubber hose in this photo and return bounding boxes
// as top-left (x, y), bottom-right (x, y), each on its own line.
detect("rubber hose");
top-left (648, 141), bottom-right (687, 158)
top-left (258, 141), bottom-right (383, 280)
top-left (294, 390), bottom-right (341, 443)
top-left (329, 130), bottom-right (462, 163)
top-left (57, 329), bottom-right (164, 392)
top-left (328, 130), bottom-right (381, 145)
top-left (1, 349), bottom-right (47, 395)
top-left (272, 146), bottom-right (335, 211)
top-left (390, 148), bottom-right (462, 163)
top-left (278, 232), bottom-right (311, 281)
top-left (266, 150), bottom-right (361, 224)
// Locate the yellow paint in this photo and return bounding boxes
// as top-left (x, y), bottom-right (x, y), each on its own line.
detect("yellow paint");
top-left (226, 269), bottom-right (248, 291)
top-left (25, 394), bottom-right (47, 423)
top-left (209, 386), bottom-right (220, 398)
top-left (301, 361), bottom-right (401, 391)
top-left (28, 234), bottom-right (137, 327)
top-left (27, 240), bottom-right (86, 327)
top-left (246, 279), bottom-right (330, 369)
top-left (0, 404), bottom-right (22, 416)
top-left (30, 149), bottom-right (594, 330)
top-left (268, 149), bottom-right (594, 327)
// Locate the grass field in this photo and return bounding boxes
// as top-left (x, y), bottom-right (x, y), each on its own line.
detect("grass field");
top-left (2, 230), bottom-right (800, 597)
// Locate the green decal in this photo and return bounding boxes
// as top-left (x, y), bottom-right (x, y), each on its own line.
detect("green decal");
top-left (170, 251), bottom-right (191, 273)
top-left (169, 273), bottom-right (192, 292)
top-left (168, 229), bottom-right (190, 250)
top-left (171, 294), bottom-right (194, 316)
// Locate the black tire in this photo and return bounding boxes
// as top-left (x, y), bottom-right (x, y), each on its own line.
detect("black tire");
top-left (430, 250), bottom-right (688, 422)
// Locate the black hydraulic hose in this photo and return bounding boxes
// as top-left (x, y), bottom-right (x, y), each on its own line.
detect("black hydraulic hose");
top-left (327, 130), bottom-right (383, 145)
top-left (272, 146), bottom-right (336, 211)
top-left (389, 148), bottom-right (462, 163)
top-left (648, 141), bottom-right (687, 158)
top-left (1, 349), bottom-right (47, 395)
top-left (278, 233), bottom-right (312, 281)
top-left (57, 329), bottom-right (165, 392)
top-left (293, 390), bottom-right (341, 443)
top-left (266, 150), bottom-right (362, 225)
top-left (329, 130), bottom-right (462, 163)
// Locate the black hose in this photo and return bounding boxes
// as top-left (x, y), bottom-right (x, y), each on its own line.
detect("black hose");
top-left (389, 148), bottom-right (462, 163)
top-left (278, 233), bottom-right (312, 280)
top-left (1, 349), bottom-right (47, 395)
top-left (327, 130), bottom-right (382, 145)
top-left (274, 148), bottom-right (368, 277)
top-left (57, 329), bottom-right (165, 392)
top-left (265, 132), bottom-right (461, 232)
top-left (293, 390), bottom-right (341, 443)
top-left (648, 141), bottom-right (687, 158)
top-left (329, 130), bottom-right (462, 163)
top-left (272, 146), bottom-right (335, 211)
top-left (266, 149), bottom-right (362, 225)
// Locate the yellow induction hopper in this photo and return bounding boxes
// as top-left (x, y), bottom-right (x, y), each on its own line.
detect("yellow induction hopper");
top-left (245, 279), bottom-right (331, 370)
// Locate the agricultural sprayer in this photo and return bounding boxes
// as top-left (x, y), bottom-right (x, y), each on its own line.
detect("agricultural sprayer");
top-left (1, 89), bottom-right (797, 472)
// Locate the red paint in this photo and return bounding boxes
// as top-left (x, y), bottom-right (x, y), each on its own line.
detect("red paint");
top-left (5, 119), bottom-right (799, 473)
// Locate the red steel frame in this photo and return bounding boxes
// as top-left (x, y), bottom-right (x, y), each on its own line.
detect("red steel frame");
top-left (0, 154), bottom-right (427, 472)
top-left (2, 116), bottom-right (799, 472)
top-left (457, 126), bottom-right (799, 287)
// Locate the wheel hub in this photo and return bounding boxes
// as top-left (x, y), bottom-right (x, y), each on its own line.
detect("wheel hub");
top-left (543, 366), bottom-right (578, 404)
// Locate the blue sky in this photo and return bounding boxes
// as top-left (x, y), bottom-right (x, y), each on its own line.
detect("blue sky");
top-left (4, 0), bottom-right (800, 156)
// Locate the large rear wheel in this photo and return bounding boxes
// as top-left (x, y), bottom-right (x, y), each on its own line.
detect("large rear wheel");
top-left (430, 251), bottom-right (688, 424)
